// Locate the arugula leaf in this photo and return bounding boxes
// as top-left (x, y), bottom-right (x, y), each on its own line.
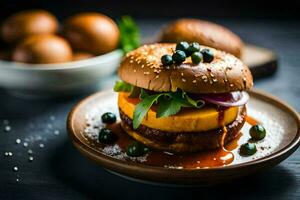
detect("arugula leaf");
top-left (156, 96), bottom-right (182, 118)
top-left (113, 80), bottom-right (133, 92)
top-left (118, 16), bottom-right (141, 54)
top-left (139, 89), bottom-right (149, 99)
top-left (133, 94), bottom-right (163, 129)
top-left (114, 84), bottom-right (206, 129)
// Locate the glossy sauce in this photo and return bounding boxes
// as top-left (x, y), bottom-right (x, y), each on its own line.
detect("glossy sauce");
top-left (246, 115), bottom-right (259, 126)
top-left (109, 95), bottom-right (258, 169)
top-left (107, 123), bottom-right (239, 168)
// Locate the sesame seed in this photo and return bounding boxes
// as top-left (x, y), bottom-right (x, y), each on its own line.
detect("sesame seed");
top-left (210, 73), bottom-right (215, 77)
top-left (181, 73), bottom-right (184, 76)
top-left (230, 83), bottom-right (234, 87)
top-left (143, 71), bottom-right (150, 75)
top-left (203, 79), bottom-right (208, 83)
top-left (201, 75), bottom-right (207, 80)
top-left (210, 80), bottom-right (213, 84)
top-left (133, 69), bottom-right (136, 73)
top-left (141, 65), bottom-right (145, 68)
top-left (213, 79), bottom-right (218, 82)
top-left (192, 80), bottom-right (197, 83)
top-left (129, 60), bottom-right (133, 63)
top-left (182, 78), bottom-right (186, 82)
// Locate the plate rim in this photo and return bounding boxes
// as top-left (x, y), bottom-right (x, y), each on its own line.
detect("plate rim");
top-left (67, 89), bottom-right (300, 174)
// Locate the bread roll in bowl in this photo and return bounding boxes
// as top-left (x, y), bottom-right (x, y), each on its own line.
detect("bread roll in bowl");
top-left (63, 12), bottom-right (119, 55)
top-left (1, 10), bottom-right (58, 44)
top-left (12, 34), bottom-right (72, 64)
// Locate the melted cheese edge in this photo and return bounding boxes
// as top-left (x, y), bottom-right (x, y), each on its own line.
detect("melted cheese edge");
top-left (118, 92), bottom-right (238, 132)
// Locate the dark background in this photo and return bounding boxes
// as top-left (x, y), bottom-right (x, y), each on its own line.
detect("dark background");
top-left (0, 1), bottom-right (300, 200)
top-left (1, 0), bottom-right (300, 19)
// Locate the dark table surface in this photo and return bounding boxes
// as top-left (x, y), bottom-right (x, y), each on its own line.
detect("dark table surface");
top-left (0, 19), bottom-right (299, 200)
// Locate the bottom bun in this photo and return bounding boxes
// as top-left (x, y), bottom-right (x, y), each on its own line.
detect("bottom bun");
top-left (120, 106), bottom-right (246, 153)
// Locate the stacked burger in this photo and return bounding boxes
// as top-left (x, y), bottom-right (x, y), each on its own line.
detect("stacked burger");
top-left (114, 41), bottom-right (253, 153)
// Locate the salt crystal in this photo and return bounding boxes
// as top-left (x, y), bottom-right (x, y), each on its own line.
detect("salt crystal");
top-left (50, 116), bottom-right (56, 121)
top-left (29, 156), bottom-right (34, 162)
top-left (28, 149), bottom-right (33, 154)
top-left (8, 152), bottom-right (13, 156)
top-left (54, 130), bottom-right (60, 135)
top-left (23, 142), bottom-right (28, 147)
top-left (13, 167), bottom-right (18, 171)
top-left (4, 126), bottom-right (11, 132)
top-left (39, 143), bottom-right (44, 148)
top-left (16, 139), bottom-right (21, 144)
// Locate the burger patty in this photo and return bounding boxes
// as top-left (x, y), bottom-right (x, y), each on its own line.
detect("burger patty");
top-left (119, 106), bottom-right (246, 152)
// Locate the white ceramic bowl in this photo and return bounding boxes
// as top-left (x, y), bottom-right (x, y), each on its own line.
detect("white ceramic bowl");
top-left (0, 49), bottom-right (123, 98)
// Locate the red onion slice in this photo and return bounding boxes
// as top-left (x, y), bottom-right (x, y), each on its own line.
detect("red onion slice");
top-left (199, 91), bottom-right (249, 107)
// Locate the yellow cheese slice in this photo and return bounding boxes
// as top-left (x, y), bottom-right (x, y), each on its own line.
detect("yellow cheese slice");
top-left (118, 92), bottom-right (238, 132)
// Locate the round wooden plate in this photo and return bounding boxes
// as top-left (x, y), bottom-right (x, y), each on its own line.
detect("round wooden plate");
top-left (67, 89), bottom-right (300, 186)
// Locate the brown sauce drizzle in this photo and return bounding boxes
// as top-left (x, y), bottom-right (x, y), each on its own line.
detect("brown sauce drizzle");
top-left (108, 119), bottom-right (236, 169)
top-left (246, 115), bottom-right (259, 126)
top-left (104, 100), bottom-right (258, 169)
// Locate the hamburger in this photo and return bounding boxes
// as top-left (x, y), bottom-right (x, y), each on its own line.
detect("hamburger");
top-left (159, 18), bottom-right (244, 58)
top-left (115, 43), bottom-right (253, 153)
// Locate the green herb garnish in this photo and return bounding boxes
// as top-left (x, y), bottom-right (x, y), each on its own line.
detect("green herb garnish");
top-left (135, 89), bottom-right (204, 129)
top-left (113, 80), bottom-right (133, 92)
top-left (118, 16), bottom-right (141, 54)
top-left (114, 82), bottom-right (205, 129)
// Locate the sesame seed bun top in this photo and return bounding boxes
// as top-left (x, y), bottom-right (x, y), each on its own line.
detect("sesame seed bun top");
top-left (159, 18), bottom-right (244, 58)
top-left (118, 43), bottom-right (253, 94)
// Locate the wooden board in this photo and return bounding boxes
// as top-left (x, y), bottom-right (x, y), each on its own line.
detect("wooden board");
top-left (242, 44), bottom-right (278, 79)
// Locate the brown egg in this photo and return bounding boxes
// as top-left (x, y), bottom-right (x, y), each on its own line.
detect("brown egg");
top-left (1, 10), bottom-right (58, 44)
top-left (63, 12), bottom-right (119, 55)
top-left (12, 34), bottom-right (73, 64)
top-left (72, 52), bottom-right (94, 61)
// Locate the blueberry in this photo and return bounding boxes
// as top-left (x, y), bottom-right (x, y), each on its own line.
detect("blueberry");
top-left (126, 142), bottom-right (150, 157)
top-left (101, 112), bottom-right (116, 124)
top-left (191, 52), bottom-right (203, 64)
top-left (176, 41), bottom-right (189, 52)
top-left (239, 143), bottom-right (257, 156)
top-left (201, 48), bottom-right (214, 63)
top-left (250, 124), bottom-right (266, 140)
top-left (161, 54), bottom-right (173, 66)
top-left (172, 50), bottom-right (186, 64)
top-left (98, 128), bottom-right (117, 144)
top-left (186, 42), bottom-right (201, 56)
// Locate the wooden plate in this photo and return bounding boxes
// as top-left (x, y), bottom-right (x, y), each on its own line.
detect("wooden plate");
top-left (67, 90), bottom-right (299, 186)
top-left (242, 44), bottom-right (278, 79)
